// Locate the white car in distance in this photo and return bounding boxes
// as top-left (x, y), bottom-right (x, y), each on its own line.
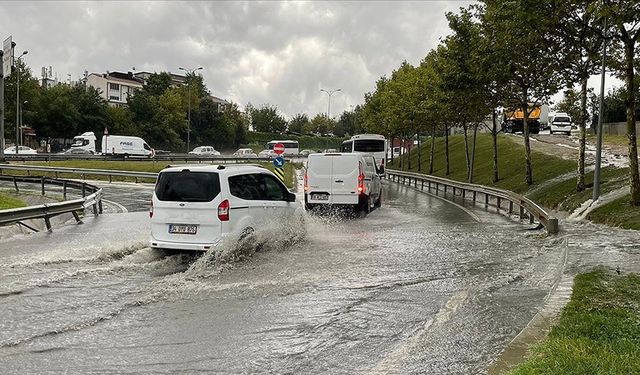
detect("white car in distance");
top-left (233, 148), bottom-right (258, 158)
top-left (149, 165), bottom-right (304, 252)
top-left (4, 146), bottom-right (37, 155)
top-left (189, 146), bottom-right (221, 156)
top-left (258, 149), bottom-right (278, 158)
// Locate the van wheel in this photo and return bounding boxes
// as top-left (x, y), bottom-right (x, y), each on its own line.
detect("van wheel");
top-left (374, 194), bottom-right (382, 208)
top-left (360, 196), bottom-right (371, 214)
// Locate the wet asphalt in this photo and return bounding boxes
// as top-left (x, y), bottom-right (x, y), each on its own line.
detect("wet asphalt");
top-left (0, 179), bottom-right (577, 374)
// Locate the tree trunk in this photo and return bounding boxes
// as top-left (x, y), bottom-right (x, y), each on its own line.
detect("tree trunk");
top-left (577, 76), bottom-right (588, 191)
top-left (623, 38), bottom-right (640, 205)
top-left (523, 99), bottom-right (533, 185)
top-left (492, 109), bottom-right (499, 183)
top-left (407, 137), bottom-right (412, 171)
top-left (444, 124), bottom-right (450, 175)
top-left (390, 137), bottom-right (394, 165)
top-left (469, 123), bottom-right (478, 183)
top-left (429, 126), bottom-right (435, 174)
top-left (398, 138), bottom-right (403, 170)
top-left (417, 129), bottom-right (422, 172)
top-left (463, 123), bottom-right (471, 179)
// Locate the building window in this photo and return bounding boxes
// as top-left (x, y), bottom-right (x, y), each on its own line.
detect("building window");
top-left (109, 95), bottom-right (120, 101)
top-left (109, 82), bottom-right (119, 91)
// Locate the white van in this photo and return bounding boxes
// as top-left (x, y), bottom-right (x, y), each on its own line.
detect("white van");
top-left (150, 165), bottom-right (304, 252)
top-left (304, 152), bottom-right (383, 213)
top-left (102, 135), bottom-right (154, 157)
top-left (70, 132), bottom-right (97, 153)
top-left (549, 112), bottom-right (573, 135)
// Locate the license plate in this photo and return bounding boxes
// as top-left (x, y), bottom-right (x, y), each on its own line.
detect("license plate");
top-left (169, 224), bottom-right (197, 234)
top-left (311, 194), bottom-right (329, 200)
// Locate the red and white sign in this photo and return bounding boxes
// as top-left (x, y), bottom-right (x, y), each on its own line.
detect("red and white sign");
top-left (273, 142), bottom-right (285, 155)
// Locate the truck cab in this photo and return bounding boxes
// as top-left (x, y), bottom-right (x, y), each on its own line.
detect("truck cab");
top-left (70, 132), bottom-right (97, 154)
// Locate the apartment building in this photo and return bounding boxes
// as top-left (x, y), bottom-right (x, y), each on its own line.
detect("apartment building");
top-left (86, 71), bottom-right (144, 107)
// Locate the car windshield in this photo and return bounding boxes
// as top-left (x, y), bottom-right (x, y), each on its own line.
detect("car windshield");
top-left (155, 171), bottom-right (220, 202)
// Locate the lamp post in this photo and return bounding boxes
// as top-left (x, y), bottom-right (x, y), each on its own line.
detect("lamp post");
top-left (15, 50), bottom-right (27, 154)
top-left (179, 66), bottom-right (203, 153)
top-left (20, 100), bottom-right (27, 146)
top-left (320, 88), bottom-right (341, 119)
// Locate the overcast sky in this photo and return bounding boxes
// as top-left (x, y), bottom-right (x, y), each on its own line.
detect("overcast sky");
top-left (1, 1), bottom-right (622, 119)
top-left (1, 1), bottom-right (478, 119)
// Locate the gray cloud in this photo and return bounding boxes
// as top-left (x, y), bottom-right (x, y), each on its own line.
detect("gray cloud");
top-left (1, 0), bottom-right (473, 118)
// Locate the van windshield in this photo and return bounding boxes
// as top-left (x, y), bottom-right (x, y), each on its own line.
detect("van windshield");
top-left (354, 140), bottom-right (385, 152)
top-left (155, 171), bottom-right (220, 202)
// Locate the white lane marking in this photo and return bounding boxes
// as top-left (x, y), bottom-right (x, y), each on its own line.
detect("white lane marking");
top-left (370, 290), bottom-right (469, 374)
top-left (101, 199), bottom-right (129, 213)
top-left (398, 182), bottom-right (481, 222)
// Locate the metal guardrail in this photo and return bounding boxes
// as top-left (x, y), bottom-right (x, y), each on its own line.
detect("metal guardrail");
top-left (0, 175), bottom-right (103, 232)
top-left (387, 169), bottom-right (559, 234)
top-left (0, 164), bottom-right (158, 183)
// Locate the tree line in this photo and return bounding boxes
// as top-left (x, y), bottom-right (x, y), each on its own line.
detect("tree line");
top-left (355, 0), bottom-right (640, 206)
top-left (2, 65), bottom-right (364, 153)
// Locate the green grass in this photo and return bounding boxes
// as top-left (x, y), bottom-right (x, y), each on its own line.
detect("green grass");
top-left (528, 167), bottom-right (628, 212)
top-left (0, 191), bottom-right (27, 210)
top-left (390, 134), bottom-right (575, 194)
top-left (8, 160), bottom-right (297, 189)
top-left (587, 134), bottom-right (635, 148)
top-left (587, 194), bottom-right (640, 230)
top-left (511, 269), bottom-right (640, 375)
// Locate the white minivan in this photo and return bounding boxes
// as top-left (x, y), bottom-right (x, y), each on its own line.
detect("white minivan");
top-left (549, 113), bottom-right (573, 135)
top-left (304, 152), bottom-right (383, 213)
top-left (150, 165), bottom-right (304, 252)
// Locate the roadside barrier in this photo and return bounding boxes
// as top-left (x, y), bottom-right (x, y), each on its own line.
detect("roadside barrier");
top-left (2, 154), bottom-right (276, 163)
top-left (387, 169), bottom-right (559, 234)
top-left (0, 175), bottom-right (103, 232)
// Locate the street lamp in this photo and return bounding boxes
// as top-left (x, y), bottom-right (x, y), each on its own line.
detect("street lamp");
top-left (15, 50), bottom-right (27, 155)
top-left (178, 66), bottom-right (203, 153)
top-left (320, 88), bottom-right (341, 119)
top-left (20, 100), bottom-right (27, 146)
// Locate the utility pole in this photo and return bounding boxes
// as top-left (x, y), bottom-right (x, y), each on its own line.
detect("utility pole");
top-left (14, 50), bottom-right (27, 154)
top-left (320, 88), bottom-right (341, 119)
top-left (593, 18), bottom-right (608, 201)
top-left (179, 66), bottom-right (203, 153)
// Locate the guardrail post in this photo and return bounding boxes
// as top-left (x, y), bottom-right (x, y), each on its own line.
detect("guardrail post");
top-left (109, 174), bottom-right (112, 183)
top-left (98, 200), bottom-right (103, 214)
top-left (44, 216), bottom-right (52, 232)
top-left (13, 176), bottom-right (19, 193)
top-left (93, 203), bottom-right (98, 217)
top-left (519, 206), bottom-right (524, 221)
top-left (547, 218), bottom-right (559, 234)
top-left (484, 193), bottom-right (489, 207)
top-left (81, 183), bottom-right (86, 198)
top-left (55, 171), bottom-right (59, 179)
top-left (529, 213), bottom-right (535, 224)
top-left (63, 181), bottom-right (67, 200)
top-left (509, 201), bottom-right (513, 214)
top-left (462, 189), bottom-right (466, 199)
top-left (473, 191), bottom-right (476, 202)
top-left (72, 211), bottom-right (83, 224)
top-left (444, 185), bottom-right (447, 194)
top-left (497, 197), bottom-right (501, 212)
top-left (135, 177), bottom-right (139, 183)
top-left (41, 177), bottom-right (45, 195)
top-left (81, 173), bottom-right (85, 180)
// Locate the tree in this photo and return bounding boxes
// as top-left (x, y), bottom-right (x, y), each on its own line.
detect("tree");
top-left (223, 102), bottom-right (248, 147)
top-left (250, 104), bottom-right (286, 133)
top-left (481, 0), bottom-right (565, 185)
top-left (555, 0), bottom-right (603, 191)
top-left (554, 88), bottom-right (583, 122)
top-left (335, 110), bottom-right (356, 137)
top-left (288, 113), bottom-right (309, 134)
top-left (307, 113), bottom-right (335, 136)
top-left (598, 0), bottom-right (640, 204)
top-left (2, 59), bottom-right (40, 142)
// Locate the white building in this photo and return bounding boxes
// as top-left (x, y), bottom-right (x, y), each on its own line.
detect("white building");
top-left (86, 71), bottom-right (144, 107)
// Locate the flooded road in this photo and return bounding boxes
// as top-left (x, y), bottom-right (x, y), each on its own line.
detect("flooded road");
top-left (0, 181), bottom-right (568, 374)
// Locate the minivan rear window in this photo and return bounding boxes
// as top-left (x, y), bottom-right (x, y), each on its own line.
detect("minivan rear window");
top-left (155, 171), bottom-right (220, 202)
top-left (554, 117), bottom-right (570, 123)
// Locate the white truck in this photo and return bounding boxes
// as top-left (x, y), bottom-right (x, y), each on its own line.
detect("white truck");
top-left (69, 132), bottom-right (97, 153)
top-left (102, 135), bottom-right (154, 157)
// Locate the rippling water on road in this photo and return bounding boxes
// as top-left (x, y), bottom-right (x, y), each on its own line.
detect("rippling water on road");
top-left (0, 182), bottom-right (567, 374)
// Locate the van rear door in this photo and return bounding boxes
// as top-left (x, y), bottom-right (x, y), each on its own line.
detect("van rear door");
top-left (151, 170), bottom-right (223, 244)
top-left (329, 154), bottom-right (359, 204)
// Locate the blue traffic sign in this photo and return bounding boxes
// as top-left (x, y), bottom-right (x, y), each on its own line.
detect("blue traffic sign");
top-left (273, 156), bottom-right (285, 168)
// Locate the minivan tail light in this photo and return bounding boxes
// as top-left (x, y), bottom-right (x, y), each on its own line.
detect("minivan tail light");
top-left (357, 162), bottom-right (366, 193)
top-left (304, 171), bottom-right (309, 192)
top-left (149, 201), bottom-right (154, 218)
top-left (218, 199), bottom-right (230, 221)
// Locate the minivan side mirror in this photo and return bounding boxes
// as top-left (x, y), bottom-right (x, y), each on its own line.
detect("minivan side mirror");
top-left (287, 192), bottom-right (297, 202)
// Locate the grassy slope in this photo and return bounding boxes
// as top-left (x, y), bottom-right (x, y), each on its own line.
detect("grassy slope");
top-left (0, 191), bottom-right (26, 210)
top-left (389, 134), bottom-right (575, 194)
top-left (511, 269), bottom-right (640, 375)
top-left (587, 195), bottom-right (640, 230)
top-left (15, 160), bottom-right (297, 188)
